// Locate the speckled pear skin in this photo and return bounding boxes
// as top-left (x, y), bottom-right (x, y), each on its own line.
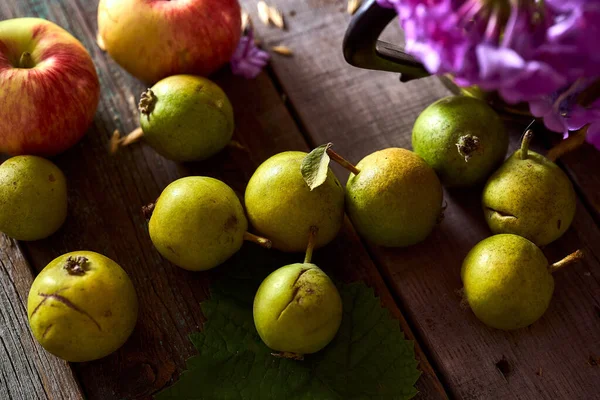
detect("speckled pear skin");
top-left (482, 148), bottom-right (576, 246)
top-left (139, 75), bottom-right (234, 162)
top-left (345, 148), bottom-right (443, 247)
top-left (412, 96), bottom-right (508, 187)
top-left (253, 263), bottom-right (343, 355)
top-left (28, 251), bottom-right (138, 362)
top-left (245, 151), bottom-right (345, 252)
top-left (149, 177), bottom-right (248, 271)
top-left (0, 156), bottom-right (67, 241)
top-left (461, 234), bottom-right (554, 330)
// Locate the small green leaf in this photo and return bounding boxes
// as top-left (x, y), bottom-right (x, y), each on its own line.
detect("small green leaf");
top-left (301, 143), bottom-right (333, 191)
top-left (154, 246), bottom-right (421, 400)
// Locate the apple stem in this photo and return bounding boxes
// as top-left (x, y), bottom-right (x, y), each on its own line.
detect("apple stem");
top-left (304, 226), bottom-right (319, 264)
top-left (456, 134), bottom-right (481, 162)
top-left (549, 249), bottom-right (584, 273)
top-left (520, 130), bottom-right (534, 160)
top-left (64, 256), bottom-right (88, 276)
top-left (243, 232), bottom-right (272, 249)
top-left (326, 148), bottom-right (360, 175)
top-left (18, 52), bottom-right (34, 69)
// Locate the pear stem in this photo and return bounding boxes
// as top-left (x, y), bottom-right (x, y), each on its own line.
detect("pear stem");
top-left (326, 148), bottom-right (360, 175)
top-left (520, 130), bottom-right (533, 160)
top-left (109, 128), bottom-right (145, 155)
top-left (18, 52), bottom-right (34, 68)
top-left (547, 125), bottom-right (588, 162)
top-left (243, 232), bottom-right (272, 249)
top-left (549, 250), bottom-right (584, 274)
top-left (304, 226), bottom-right (319, 264)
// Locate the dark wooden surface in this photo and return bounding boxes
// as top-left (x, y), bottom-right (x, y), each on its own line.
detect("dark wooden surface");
top-left (0, 0), bottom-right (598, 399)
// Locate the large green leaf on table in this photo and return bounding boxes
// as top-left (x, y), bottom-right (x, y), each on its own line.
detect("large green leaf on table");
top-left (155, 246), bottom-right (420, 400)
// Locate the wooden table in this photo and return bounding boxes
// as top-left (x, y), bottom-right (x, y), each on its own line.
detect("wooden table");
top-left (1, 1), bottom-right (599, 399)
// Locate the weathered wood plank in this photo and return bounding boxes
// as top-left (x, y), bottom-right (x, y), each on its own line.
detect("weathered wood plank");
top-left (0, 234), bottom-right (84, 400)
top-left (242, 1), bottom-right (600, 398)
top-left (560, 144), bottom-right (600, 222)
top-left (2, 1), bottom-right (447, 399)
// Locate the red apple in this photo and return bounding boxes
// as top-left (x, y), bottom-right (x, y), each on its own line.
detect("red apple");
top-left (0, 18), bottom-right (100, 156)
top-left (97, 0), bottom-right (242, 84)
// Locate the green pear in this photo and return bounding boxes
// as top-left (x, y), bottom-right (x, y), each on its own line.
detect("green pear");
top-left (461, 234), bottom-right (583, 330)
top-left (0, 156), bottom-right (67, 241)
top-left (148, 177), bottom-right (270, 271)
top-left (28, 251), bottom-right (138, 362)
top-left (345, 148), bottom-right (443, 247)
top-left (245, 151), bottom-right (345, 252)
top-left (482, 131), bottom-right (576, 246)
top-left (412, 96), bottom-right (508, 187)
top-left (137, 75), bottom-right (234, 161)
top-left (253, 228), bottom-right (343, 359)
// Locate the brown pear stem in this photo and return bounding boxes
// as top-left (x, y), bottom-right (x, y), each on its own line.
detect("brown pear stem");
top-left (243, 232), bottom-right (272, 249)
top-left (142, 203), bottom-right (155, 220)
top-left (18, 52), bottom-right (34, 68)
top-left (96, 32), bottom-right (106, 51)
top-left (121, 127), bottom-right (144, 146)
top-left (549, 250), bottom-right (584, 273)
top-left (520, 130), bottom-right (533, 160)
top-left (109, 128), bottom-right (145, 155)
top-left (227, 140), bottom-right (247, 151)
top-left (326, 148), bottom-right (360, 175)
top-left (304, 226), bottom-right (319, 264)
top-left (546, 125), bottom-right (588, 162)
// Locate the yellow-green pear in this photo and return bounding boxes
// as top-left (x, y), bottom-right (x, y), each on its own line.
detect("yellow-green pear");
top-left (148, 177), bottom-right (270, 271)
top-left (0, 156), bottom-right (67, 241)
top-left (28, 251), bottom-right (138, 362)
top-left (482, 131), bottom-right (576, 246)
top-left (245, 151), bottom-right (345, 252)
top-left (412, 96), bottom-right (508, 187)
top-left (253, 228), bottom-right (343, 359)
top-left (461, 234), bottom-right (583, 330)
top-left (345, 148), bottom-right (443, 247)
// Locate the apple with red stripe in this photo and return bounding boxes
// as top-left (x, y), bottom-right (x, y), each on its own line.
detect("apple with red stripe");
top-left (0, 18), bottom-right (100, 156)
top-left (97, 0), bottom-right (241, 84)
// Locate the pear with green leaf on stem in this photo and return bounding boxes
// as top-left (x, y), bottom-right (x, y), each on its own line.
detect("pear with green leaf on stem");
top-left (461, 234), bottom-right (584, 330)
top-left (245, 151), bottom-right (345, 252)
top-left (482, 130), bottom-right (577, 246)
top-left (253, 227), bottom-right (343, 360)
top-left (302, 144), bottom-right (443, 247)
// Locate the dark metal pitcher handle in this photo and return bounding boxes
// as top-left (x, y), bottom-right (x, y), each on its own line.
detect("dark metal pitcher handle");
top-left (342, 0), bottom-right (430, 82)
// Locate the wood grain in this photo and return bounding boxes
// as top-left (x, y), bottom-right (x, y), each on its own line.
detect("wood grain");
top-left (241, 0), bottom-right (600, 398)
top-left (1, 0), bottom-right (446, 399)
top-left (0, 235), bottom-right (84, 400)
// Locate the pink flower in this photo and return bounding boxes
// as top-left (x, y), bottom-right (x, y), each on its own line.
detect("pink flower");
top-left (230, 28), bottom-right (270, 79)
